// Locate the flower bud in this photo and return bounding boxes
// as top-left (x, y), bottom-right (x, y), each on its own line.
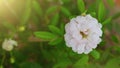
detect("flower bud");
top-left (10, 57), bottom-right (15, 64)
top-left (18, 26), bottom-right (25, 32)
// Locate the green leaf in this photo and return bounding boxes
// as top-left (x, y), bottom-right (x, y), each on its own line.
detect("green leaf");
top-left (111, 35), bottom-right (119, 44)
top-left (60, 23), bottom-right (65, 35)
top-left (90, 12), bottom-right (96, 18)
top-left (46, 6), bottom-right (58, 15)
top-left (34, 31), bottom-right (57, 40)
top-left (21, 0), bottom-right (31, 25)
top-left (33, 0), bottom-right (43, 16)
top-left (112, 12), bottom-right (120, 19)
top-left (74, 55), bottom-right (89, 68)
top-left (102, 17), bottom-right (112, 25)
top-left (48, 25), bottom-right (62, 35)
top-left (50, 13), bottom-right (59, 26)
top-left (53, 60), bottom-right (71, 68)
top-left (77, 0), bottom-right (85, 13)
top-left (113, 46), bottom-right (120, 53)
top-left (107, 0), bottom-right (115, 7)
top-left (20, 62), bottom-right (42, 68)
top-left (49, 37), bottom-right (63, 45)
top-left (105, 58), bottom-right (120, 68)
top-left (90, 50), bottom-right (100, 59)
top-left (69, 15), bottom-right (76, 19)
top-left (21, 9), bottom-right (31, 25)
top-left (98, 0), bottom-right (106, 22)
top-left (61, 6), bottom-right (71, 17)
top-left (88, 2), bottom-right (97, 13)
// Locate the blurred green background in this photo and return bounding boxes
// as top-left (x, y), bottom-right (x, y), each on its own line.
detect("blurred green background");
top-left (0, 0), bottom-right (120, 68)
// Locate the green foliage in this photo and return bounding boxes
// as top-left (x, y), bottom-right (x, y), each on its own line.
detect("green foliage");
top-left (50, 13), bottom-right (59, 26)
top-left (113, 22), bottom-right (120, 34)
top-left (77, 0), bottom-right (85, 13)
top-left (46, 6), bottom-right (58, 15)
top-left (32, 0), bottom-right (43, 16)
top-left (112, 12), bottom-right (120, 19)
top-left (98, 0), bottom-right (106, 22)
top-left (10, 57), bottom-right (15, 64)
top-left (107, 0), bottom-right (115, 7)
top-left (74, 55), bottom-right (89, 68)
top-left (88, 2), bottom-right (97, 13)
top-left (60, 23), bottom-right (65, 34)
top-left (61, 0), bottom-right (71, 3)
top-left (13, 51), bottom-right (27, 63)
top-left (113, 46), bottom-right (120, 53)
top-left (61, 6), bottom-right (71, 18)
top-left (2, 21), bottom-right (16, 32)
top-left (90, 50), bottom-right (100, 59)
top-left (105, 57), bottom-right (120, 68)
top-left (0, 0), bottom-right (120, 68)
top-left (90, 12), bottom-right (96, 18)
top-left (53, 60), bottom-right (72, 68)
top-left (20, 62), bottom-right (42, 68)
top-left (34, 31), bottom-right (57, 40)
top-left (102, 17), bottom-right (112, 25)
top-left (21, 0), bottom-right (31, 25)
top-left (49, 37), bottom-right (63, 45)
top-left (111, 35), bottom-right (119, 44)
top-left (48, 25), bottom-right (63, 35)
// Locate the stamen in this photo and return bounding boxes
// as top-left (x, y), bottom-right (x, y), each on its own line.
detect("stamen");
top-left (80, 31), bottom-right (88, 38)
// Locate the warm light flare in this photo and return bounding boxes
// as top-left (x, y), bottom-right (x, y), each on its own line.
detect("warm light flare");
top-left (0, 0), bottom-right (26, 24)
top-left (0, 0), bottom-right (15, 16)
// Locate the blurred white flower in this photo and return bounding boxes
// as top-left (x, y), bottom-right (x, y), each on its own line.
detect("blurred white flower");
top-left (2, 39), bottom-right (18, 51)
top-left (64, 14), bottom-right (102, 54)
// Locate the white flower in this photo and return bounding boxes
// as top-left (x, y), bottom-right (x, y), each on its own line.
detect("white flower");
top-left (64, 14), bottom-right (102, 54)
top-left (2, 39), bottom-right (18, 51)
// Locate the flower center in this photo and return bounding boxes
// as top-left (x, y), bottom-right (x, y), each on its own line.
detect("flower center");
top-left (80, 31), bottom-right (88, 38)
top-left (80, 31), bottom-right (87, 38)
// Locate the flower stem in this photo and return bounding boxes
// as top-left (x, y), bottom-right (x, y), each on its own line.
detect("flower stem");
top-left (0, 51), bottom-right (6, 67)
top-left (10, 51), bottom-right (15, 64)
